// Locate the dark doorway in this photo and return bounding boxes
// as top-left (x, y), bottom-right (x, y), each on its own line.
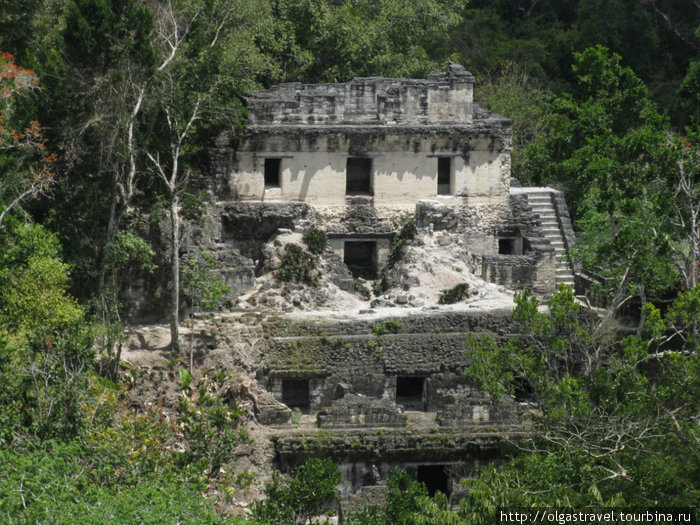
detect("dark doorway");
top-left (396, 376), bottom-right (425, 410)
top-left (344, 241), bottom-right (376, 279)
top-left (498, 238), bottom-right (515, 255)
top-left (346, 158), bottom-right (372, 195)
top-left (264, 158), bottom-right (281, 188)
top-left (437, 157), bottom-right (451, 195)
top-left (417, 465), bottom-right (450, 497)
top-left (282, 379), bottom-right (310, 411)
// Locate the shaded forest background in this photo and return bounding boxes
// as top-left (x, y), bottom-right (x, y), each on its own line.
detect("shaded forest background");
top-left (0, 1), bottom-right (698, 523)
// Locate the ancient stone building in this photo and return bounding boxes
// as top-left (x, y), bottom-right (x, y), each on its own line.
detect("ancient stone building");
top-left (209, 63), bottom-right (573, 294)
top-left (138, 65), bottom-right (578, 508)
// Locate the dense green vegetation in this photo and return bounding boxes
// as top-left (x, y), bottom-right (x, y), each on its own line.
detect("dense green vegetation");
top-left (1, 0), bottom-right (699, 522)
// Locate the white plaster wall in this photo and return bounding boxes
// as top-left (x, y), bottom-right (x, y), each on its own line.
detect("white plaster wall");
top-left (373, 154), bottom-right (437, 205)
top-left (232, 132), bottom-right (510, 208)
top-left (460, 151), bottom-right (509, 204)
top-left (230, 151), bottom-right (264, 200)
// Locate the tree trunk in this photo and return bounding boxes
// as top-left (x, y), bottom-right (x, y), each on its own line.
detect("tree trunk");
top-left (170, 192), bottom-right (180, 353)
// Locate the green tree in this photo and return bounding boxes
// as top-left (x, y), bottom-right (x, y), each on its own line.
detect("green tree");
top-left (475, 63), bottom-right (553, 182)
top-left (182, 250), bottom-right (229, 370)
top-left (459, 287), bottom-right (700, 517)
top-left (523, 46), bottom-right (681, 309)
top-left (267, 0), bottom-right (462, 83)
top-left (253, 458), bottom-right (341, 525)
top-left (141, 0), bottom-right (273, 353)
top-left (0, 223), bottom-right (93, 443)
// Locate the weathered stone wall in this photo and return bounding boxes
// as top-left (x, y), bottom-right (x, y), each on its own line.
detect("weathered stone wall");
top-left (247, 63), bottom-right (475, 126)
top-left (227, 127), bottom-right (511, 208)
top-left (272, 428), bottom-right (510, 508)
top-left (272, 428), bottom-right (509, 467)
top-left (263, 328), bottom-right (516, 424)
top-left (551, 190), bottom-right (578, 272)
top-left (317, 395), bottom-right (407, 428)
top-left (259, 308), bottom-right (514, 338)
top-left (481, 252), bottom-right (556, 293)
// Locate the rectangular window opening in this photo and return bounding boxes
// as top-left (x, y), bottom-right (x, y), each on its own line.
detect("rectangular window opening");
top-left (417, 465), bottom-right (450, 497)
top-left (346, 158), bottom-right (372, 196)
top-left (344, 241), bottom-right (376, 279)
top-left (282, 379), bottom-right (310, 412)
top-left (396, 376), bottom-right (425, 410)
top-left (264, 158), bottom-right (281, 188)
top-left (437, 157), bottom-right (451, 195)
top-left (498, 238), bottom-right (515, 255)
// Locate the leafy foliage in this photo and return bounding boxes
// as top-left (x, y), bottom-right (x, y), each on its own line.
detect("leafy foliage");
top-left (253, 457), bottom-right (341, 524)
top-left (354, 279), bottom-right (371, 299)
top-left (522, 46), bottom-right (685, 307)
top-left (0, 50), bottom-right (56, 227)
top-left (302, 228), bottom-right (328, 255)
top-left (461, 286), bottom-right (700, 513)
top-left (0, 440), bottom-right (238, 524)
top-left (370, 320), bottom-right (402, 336)
top-left (267, 0), bottom-right (462, 83)
top-left (438, 283), bottom-right (470, 304)
top-left (387, 218), bottom-right (417, 270)
top-left (4, 1), bottom-right (700, 522)
top-left (183, 251), bottom-right (230, 311)
top-left (175, 373), bottom-right (248, 478)
top-left (375, 218), bottom-right (417, 294)
top-left (277, 243), bottom-right (318, 285)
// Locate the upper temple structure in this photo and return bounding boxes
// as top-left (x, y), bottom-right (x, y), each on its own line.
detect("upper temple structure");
top-left (203, 63), bottom-right (574, 296)
top-left (232, 63), bottom-right (511, 209)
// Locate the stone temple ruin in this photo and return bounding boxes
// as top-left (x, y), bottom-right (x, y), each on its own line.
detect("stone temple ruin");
top-left (205, 62), bottom-right (575, 299)
top-left (129, 65), bottom-right (578, 508)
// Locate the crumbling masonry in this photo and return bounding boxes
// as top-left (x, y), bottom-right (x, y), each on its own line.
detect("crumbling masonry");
top-left (130, 65), bottom-right (577, 507)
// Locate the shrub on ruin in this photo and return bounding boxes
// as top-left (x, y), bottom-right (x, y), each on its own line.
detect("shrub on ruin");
top-left (371, 319), bottom-right (402, 335)
top-left (354, 280), bottom-right (371, 299)
top-left (374, 219), bottom-right (417, 295)
top-left (277, 244), bottom-right (318, 285)
top-left (302, 228), bottom-right (329, 255)
top-left (386, 218), bottom-right (417, 270)
top-left (438, 283), bottom-right (470, 304)
top-left (373, 276), bottom-right (388, 296)
top-left (253, 458), bottom-right (341, 525)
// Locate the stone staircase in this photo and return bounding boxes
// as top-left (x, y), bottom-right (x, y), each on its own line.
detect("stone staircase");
top-left (516, 189), bottom-right (575, 287)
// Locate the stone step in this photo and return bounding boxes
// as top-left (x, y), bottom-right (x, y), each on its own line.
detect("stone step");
top-left (525, 192), bottom-right (576, 286)
top-left (528, 195), bottom-right (553, 202)
top-left (525, 192), bottom-right (555, 199)
top-left (543, 232), bottom-right (564, 240)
